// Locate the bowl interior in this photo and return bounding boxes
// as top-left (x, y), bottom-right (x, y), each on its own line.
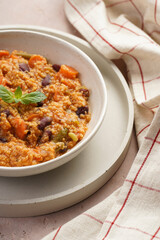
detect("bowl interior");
top-left (0, 30), bottom-right (107, 176)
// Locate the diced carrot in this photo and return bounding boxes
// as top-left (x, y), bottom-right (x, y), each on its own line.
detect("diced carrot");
top-left (0, 76), bottom-right (7, 86)
top-left (28, 55), bottom-right (46, 68)
top-left (27, 114), bottom-right (39, 121)
top-left (59, 65), bottom-right (78, 79)
top-left (11, 118), bottom-right (26, 140)
top-left (0, 50), bottom-right (10, 58)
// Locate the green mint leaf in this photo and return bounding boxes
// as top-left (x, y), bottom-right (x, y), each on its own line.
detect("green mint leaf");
top-left (0, 85), bottom-right (46, 105)
top-left (0, 85), bottom-right (14, 103)
top-left (14, 86), bottom-right (22, 99)
top-left (20, 91), bottom-right (47, 104)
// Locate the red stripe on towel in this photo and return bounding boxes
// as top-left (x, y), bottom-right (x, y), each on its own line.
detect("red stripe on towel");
top-left (102, 128), bottom-right (160, 239)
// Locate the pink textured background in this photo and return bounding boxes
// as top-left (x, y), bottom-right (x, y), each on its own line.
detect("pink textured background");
top-left (0, 0), bottom-right (138, 239)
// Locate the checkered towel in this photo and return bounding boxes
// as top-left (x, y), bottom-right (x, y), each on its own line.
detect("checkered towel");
top-left (42, 0), bottom-right (160, 239)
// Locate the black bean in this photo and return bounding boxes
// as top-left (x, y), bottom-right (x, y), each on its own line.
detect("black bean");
top-left (38, 117), bottom-right (52, 130)
top-left (42, 74), bottom-right (51, 87)
top-left (79, 88), bottom-right (90, 98)
top-left (52, 64), bottom-right (61, 72)
top-left (26, 130), bottom-right (31, 136)
top-left (19, 63), bottom-right (30, 72)
top-left (59, 146), bottom-right (68, 154)
top-left (0, 137), bottom-right (7, 143)
top-left (3, 109), bottom-right (10, 117)
top-left (76, 107), bottom-right (89, 117)
top-left (37, 101), bottom-right (44, 107)
top-left (37, 130), bottom-right (53, 144)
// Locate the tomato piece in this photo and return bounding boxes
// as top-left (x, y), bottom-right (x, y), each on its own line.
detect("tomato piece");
top-left (11, 118), bottom-right (26, 140)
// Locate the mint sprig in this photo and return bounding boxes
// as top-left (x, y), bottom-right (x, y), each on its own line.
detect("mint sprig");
top-left (0, 85), bottom-right (46, 104)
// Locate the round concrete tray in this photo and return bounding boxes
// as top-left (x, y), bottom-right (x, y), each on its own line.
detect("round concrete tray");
top-left (0, 26), bottom-right (134, 217)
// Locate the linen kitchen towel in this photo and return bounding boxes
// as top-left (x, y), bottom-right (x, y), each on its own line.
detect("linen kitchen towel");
top-left (42, 0), bottom-right (160, 239)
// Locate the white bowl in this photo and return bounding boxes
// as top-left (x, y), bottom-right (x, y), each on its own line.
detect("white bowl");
top-left (0, 30), bottom-right (107, 177)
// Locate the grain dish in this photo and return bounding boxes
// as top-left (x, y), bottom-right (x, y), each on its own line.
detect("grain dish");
top-left (0, 50), bottom-right (91, 167)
